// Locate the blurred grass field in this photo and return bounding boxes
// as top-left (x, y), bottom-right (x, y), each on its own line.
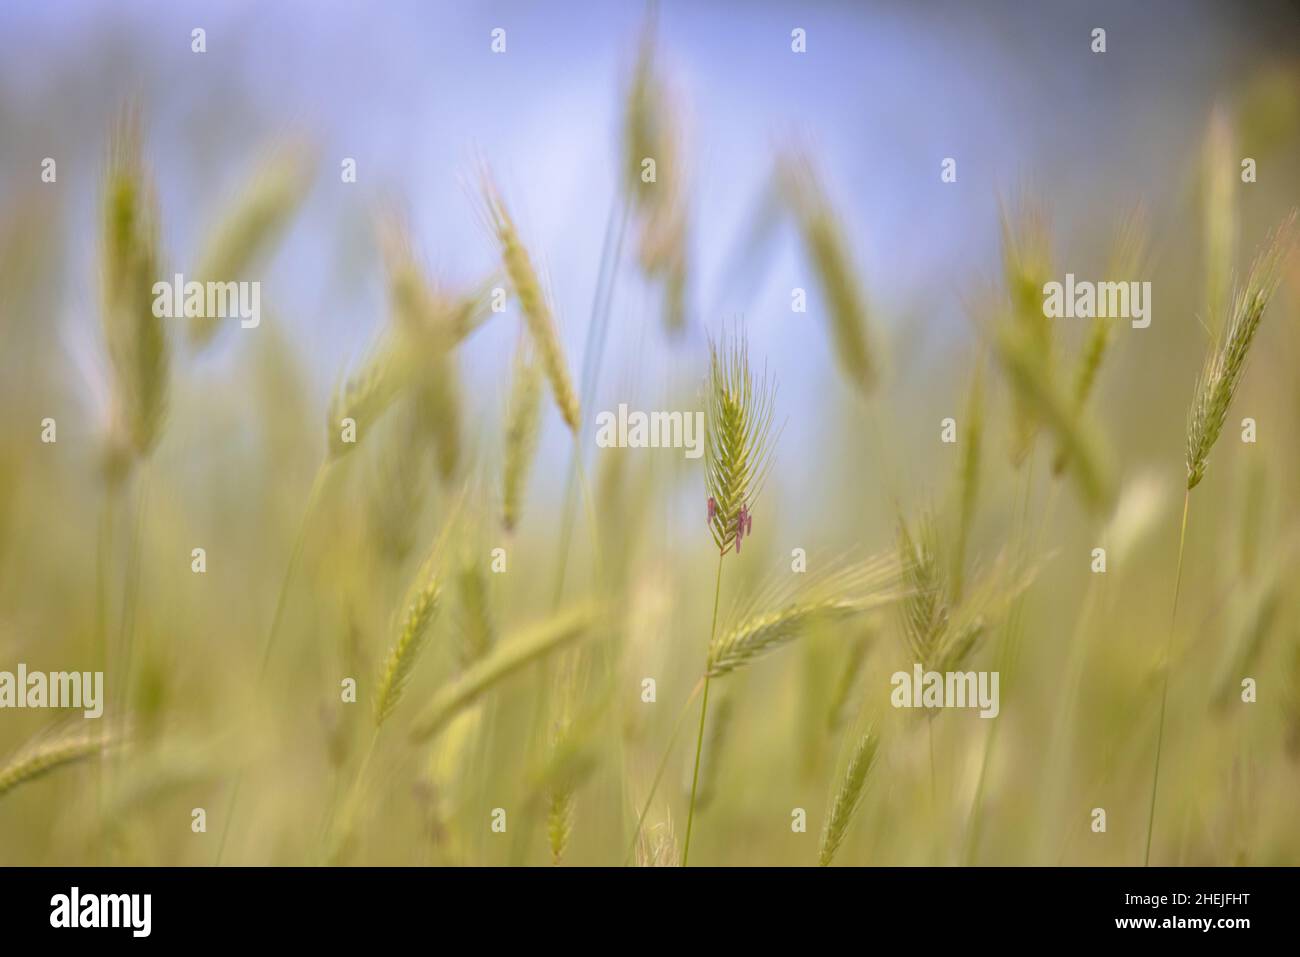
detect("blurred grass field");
top-left (2, 2), bottom-right (1300, 866)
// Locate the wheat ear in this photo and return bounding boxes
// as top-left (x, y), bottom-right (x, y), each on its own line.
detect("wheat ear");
top-left (0, 724), bottom-right (117, 800)
top-left (189, 139), bottom-right (315, 348)
top-left (480, 170), bottom-right (581, 431)
top-left (1186, 212), bottom-right (1295, 490)
top-left (777, 151), bottom-right (878, 395)
top-left (818, 729), bottom-right (879, 866)
top-left (100, 107), bottom-right (168, 461)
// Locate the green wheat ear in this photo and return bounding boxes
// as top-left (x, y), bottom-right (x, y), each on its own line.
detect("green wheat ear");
top-left (818, 729), bottom-right (879, 867)
top-left (777, 151), bottom-right (880, 396)
top-left (100, 106), bottom-right (169, 463)
top-left (0, 722), bottom-right (119, 800)
top-left (704, 330), bottom-right (778, 555)
top-left (1186, 211), bottom-right (1295, 490)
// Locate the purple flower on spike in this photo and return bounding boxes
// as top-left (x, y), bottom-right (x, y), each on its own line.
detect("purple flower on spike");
top-left (707, 496), bottom-right (717, 526)
top-left (735, 504), bottom-right (749, 553)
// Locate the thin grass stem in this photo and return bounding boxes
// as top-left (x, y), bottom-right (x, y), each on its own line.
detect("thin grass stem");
top-left (682, 552), bottom-right (724, 866)
top-left (1144, 488), bottom-right (1191, 866)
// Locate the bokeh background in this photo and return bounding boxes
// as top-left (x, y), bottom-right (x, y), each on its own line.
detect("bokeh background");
top-left (2, 0), bottom-right (1300, 865)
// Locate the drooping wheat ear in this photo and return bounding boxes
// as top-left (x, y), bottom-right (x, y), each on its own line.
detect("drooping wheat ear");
top-left (189, 138), bottom-right (315, 348)
top-left (704, 330), bottom-right (779, 555)
top-left (326, 336), bottom-right (412, 459)
top-left (992, 320), bottom-right (1115, 511)
top-left (624, 16), bottom-right (669, 204)
top-left (100, 107), bottom-right (168, 461)
top-left (777, 151), bottom-right (878, 396)
top-left (1186, 213), bottom-right (1295, 490)
top-left (623, 14), bottom-right (691, 335)
top-left (998, 192), bottom-right (1054, 465)
top-left (1203, 106), bottom-right (1239, 339)
top-left (707, 555), bottom-right (900, 677)
top-left (409, 602), bottom-right (598, 742)
top-left (0, 723), bottom-right (118, 800)
top-left (502, 338), bottom-right (543, 532)
top-left (373, 551), bottom-right (441, 727)
top-left (479, 171), bottom-right (581, 431)
top-left (952, 356), bottom-right (985, 600)
top-left (818, 729), bottom-right (879, 866)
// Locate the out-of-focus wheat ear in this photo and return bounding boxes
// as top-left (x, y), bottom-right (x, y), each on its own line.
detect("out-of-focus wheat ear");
top-left (546, 699), bottom-right (576, 865)
top-left (1202, 106), bottom-right (1239, 339)
top-left (547, 786), bottom-right (575, 865)
top-left (704, 329), bottom-right (779, 554)
top-left (818, 729), bottom-right (878, 866)
top-left (708, 556), bottom-right (901, 677)
top-left (777, 151), bottom-right (879, 396)
top-left (378, 211), bottom-right (461, 481)
top-left (409, 602), bottom-right (599, 743)
top-left (188, 138), bottom-right (316, 348)
top-left (443, 276), bottom-right (500, 344)
top-left (952, 357), bottom-right (985, 600)
top-left (623, 13), bottom-right (663, 204)
top-left (1186, 212), bottom-right (1295, 490)
top-left (0, 722), bottom-right (119, 800)
top-left (1053, 206), bottom-right (1149, 475)
top-left (326, 337), bottom-right (411, 460)
top-left (896, 511), bottom-right (950, 669)
top-left (998, 192), bottom-right (1054, 465)
top-left (622, 13), bottom-right (693, 336)
top-left (993, 321), bottom-right (1115, 511)
top-left (502, 338), bottom-right (543, 532)
top-left (479, 170), bottom-right (581, 431)
top-left (100, 106), bottom-right (169, 461)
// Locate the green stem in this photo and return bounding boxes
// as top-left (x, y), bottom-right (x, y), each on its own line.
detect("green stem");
top-left (682, 552), bottom-right (724, 866)
top-left (623, 678), bottom-right (704, 865)
top-left (92, 485), bottom-right (117, 864)
top-left (116, 466), bottom-right (151, 721)
top-left (1144, 487), bottom-right (1191, 867)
